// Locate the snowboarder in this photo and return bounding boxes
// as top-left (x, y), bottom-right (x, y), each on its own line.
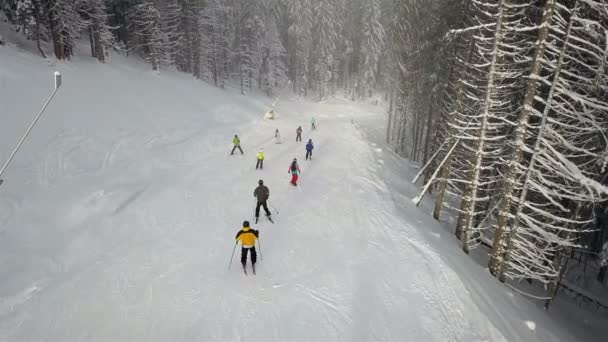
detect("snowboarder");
top-left (288, 158), bottom-right (301, 186)
top-left (231, 134), bottom-right (243, 155)
top-left (254, 179), bottom-right (272, 223)
top-left (311, 117), bottom-right (316, 130)
top-left (305, 139), bottom-right (314, 160)
top-left (256, 148), bottom-right (264, 169)
top-left (296, 126), bottom-right (303, 142)
top-left (275, 129), bottom-right (282, 144)
top-left (235, 221), bottom-right (259, 273)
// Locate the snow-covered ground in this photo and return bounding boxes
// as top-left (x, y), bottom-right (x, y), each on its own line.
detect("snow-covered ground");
top-left (0, 40), bottom-right (605, 341)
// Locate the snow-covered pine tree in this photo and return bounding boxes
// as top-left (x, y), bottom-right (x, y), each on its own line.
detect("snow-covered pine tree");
top-left (14, 0), bottom-right (47, 58)
top-left (258, 0), bottom-right (287, 96)
top-left (104, 0), bottom-right (132, 50)
top-left (288, 0), bottom-right (313, 96)
top-left (358, 0), bottom-right (384, 98)
top-left (233, 0), bottom-right (263, 94)
top-left (45, 0), bottom-right (87, 60)
top-left (338, 0), bottom-right (361, 100)
top-left (199, 0), bottom-right (232, 87)
top-left (312, 0), bottom-right (339, 100)
top-left (175, 0), bottom-right (203, 77)
top-left (449, 0), bottom-right (534, 253)
top-left (428, 0), bottom-right (473, 221)
top-left (386, 0), bottom-right (453, 161)
top-left (127, 1), bottom-right (166, 71)
top-left (157, 0), bottom-right (183, 67)
top-left (384, 0), bottom-right (411, 155)
top-left (490, 0), bottom-right (608, 285)
top-left (328, 0), bottom-right (347, 97)
top-left (489, 0), bottom-right (559, 279)
top-left (83, 0), bottom-right (115, 63)
top-left (382, 0), bottom-right (406, 147)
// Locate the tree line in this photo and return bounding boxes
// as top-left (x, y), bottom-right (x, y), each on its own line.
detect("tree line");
top-left (388, 0), bottom-right (608, 306)
top-left (0, 0), bottom-right (386, 99)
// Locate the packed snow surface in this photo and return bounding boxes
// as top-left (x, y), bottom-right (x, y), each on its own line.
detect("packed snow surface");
top-left (0, 45), bottom-right (601, 341)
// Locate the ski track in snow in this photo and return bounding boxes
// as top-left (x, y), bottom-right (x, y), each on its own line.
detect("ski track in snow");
top-left (0, 47), bottom-right (595, 341)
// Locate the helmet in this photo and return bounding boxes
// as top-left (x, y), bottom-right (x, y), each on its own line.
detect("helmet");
top-left (293, 158), bottom-right (297, 161)
top-left (258, 179), bottom-right (263, 185)
top-left (243, 220), bottom-right (250, 227)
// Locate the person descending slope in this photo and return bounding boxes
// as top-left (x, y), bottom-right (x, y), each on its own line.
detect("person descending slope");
top-left (235, 221), bottom-right (259, 275)
top-left (256, 148), bottom-right (264, 170)
top-left (296, 126), bottom-right (303, 142)
top-left (254, 180), bottom-right (272, 224)
top-left (275, 129), bottom-right (282, 144)
top-left (288, 158), bottom-right (301, 186)
top-left (305, 139), bottom-right (314, 160)
top-left (311, 117), bottom-right (316, 130)
top-left (231, 134), bottom-right (244, 155)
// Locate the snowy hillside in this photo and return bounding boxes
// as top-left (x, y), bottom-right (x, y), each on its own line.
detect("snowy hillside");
top-left (0, 44), bottom-right (604, 341)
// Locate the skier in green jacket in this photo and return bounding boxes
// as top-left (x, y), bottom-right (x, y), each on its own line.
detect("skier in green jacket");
top-left (231, 134), bottom-right (244, 155)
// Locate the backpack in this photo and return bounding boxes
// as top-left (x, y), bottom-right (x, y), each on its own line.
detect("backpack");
top-left (291, 163), bottom-right (297, 171)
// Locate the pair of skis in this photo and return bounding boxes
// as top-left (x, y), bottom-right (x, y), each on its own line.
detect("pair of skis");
top-left (255, 215), bottom-right (273, 224)
top-left (242, 263), bottom-right (256, 276)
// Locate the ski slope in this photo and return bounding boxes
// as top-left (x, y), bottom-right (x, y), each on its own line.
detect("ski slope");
top-left (0, 43), bottom-right (602, 341)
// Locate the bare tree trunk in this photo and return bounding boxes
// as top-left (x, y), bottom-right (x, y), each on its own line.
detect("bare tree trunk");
top-left (433, 36), bottom-right (475, 221)
top-left (387, 89), bottom-right (394, 144)
top-left (495, 1), bottom-right (581, 283)
top-left (48, 4), bottom-right (65, 60)
top-left (34, 9), bottom-right (46, 59)
top-left (89, 26), bottom-right (96, 57)
top-left (489, 0), bottom-right (557, 277)
top-left (461, 1), bottom-right (506, 254)
top-left (422, 100), bottom-right (434, 165)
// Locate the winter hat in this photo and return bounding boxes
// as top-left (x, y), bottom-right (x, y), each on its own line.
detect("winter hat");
top-left (259, 179), bottom-right (264, 185)
top-left (243, 220), bottom-right (250, 228)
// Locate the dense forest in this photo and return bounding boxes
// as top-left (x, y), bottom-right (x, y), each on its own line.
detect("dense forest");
top-left (1, 0), bottom-right (607, 306)
top-left (400, 0), bottom-right (608, 307)
top-left (0, 0), bottom-right (386, 99)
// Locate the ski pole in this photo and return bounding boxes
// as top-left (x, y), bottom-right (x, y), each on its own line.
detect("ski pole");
top-left (0, 72), bottom-right (62, 186)
top-left (257, 239), bottom-right (263, 261)
top-left (228, 241), bottom-right (237, 270)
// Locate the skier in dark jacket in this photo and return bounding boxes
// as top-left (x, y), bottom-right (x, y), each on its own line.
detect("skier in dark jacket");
top-left (235, 221), bottom-right (259, 273)
top-left (305, 139), bottom-right (314, 160)
top-left (254, 179), bottom-right (271, 223)
top-left (296, 126), bottom-right (303, 142)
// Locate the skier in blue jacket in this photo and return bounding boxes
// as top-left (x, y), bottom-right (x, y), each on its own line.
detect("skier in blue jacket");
top-left (305, 139), bottom-right (314, 160)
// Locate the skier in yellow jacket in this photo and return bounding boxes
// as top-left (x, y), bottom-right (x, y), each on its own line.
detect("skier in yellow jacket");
top-left (231, 134), bottom-right (243, 155)
top-left (235, 221), bottom-right (259, 272)
top-left (256, 148), bottom-right (265, 170)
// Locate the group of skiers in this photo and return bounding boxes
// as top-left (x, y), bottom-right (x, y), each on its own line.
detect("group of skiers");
top-left (231, 119), bottom-right (317, 274)
top-left (230, 126), bottom-right (315, 177)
